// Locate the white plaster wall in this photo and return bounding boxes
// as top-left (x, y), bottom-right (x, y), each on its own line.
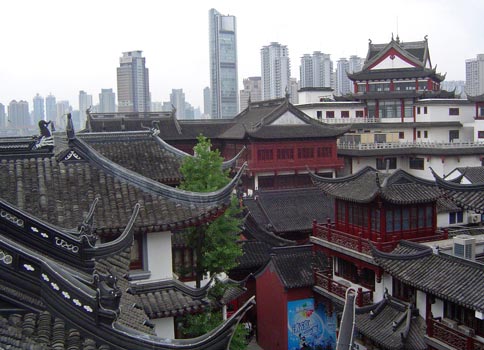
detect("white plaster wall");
top-left (474, 119), bottom-right (484, 141)
top-left (298, 90), bottom-right (334, 104)
top-left (374, 273), bottom-right (393, 302)
top-left (153, 317), bottom-right (175, 338)
top-left (416, 102), bottom-right (474, 124)
top-left (146, 231), bottom-right (173, 280)
top-left (270, 111), bottom-right (305, 125)
top-left (371, 56), bottom-right (414, 70)
top-left (297, 103), bottom-right (365, 121)
top-left (431, 298), bottom-right (444, 319)
top-left (416, 290), bottom-right (427, 319)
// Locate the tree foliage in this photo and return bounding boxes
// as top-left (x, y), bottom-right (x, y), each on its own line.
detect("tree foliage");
top-left (179, 135), bottom-right (243, 286)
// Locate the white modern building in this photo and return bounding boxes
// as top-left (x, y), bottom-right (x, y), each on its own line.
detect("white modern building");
top-left (32, 93), bottom-right (45, 124)
top-left (466, 54), bottom-right (484, 96)
top-left (117, 51), bottom-right (151, 113)
top-left (239, 76), bottom-right (262, 111)
top-left (98, 88), bottom-right (116, 113)
top-left (79, 90), bottom-right (92, 129)
top-left (45, 94), bottom-right (56, 122)
top-left (209, 8), bottom-right (238, 119)
top-left (300, 51), bottom-right (333, 89)
top-left (170, 89), bottom-right (186, 119)
top-left (8, 100), bottom-right (30, 128)
top-left (261, 42), bottom-right (291, 100)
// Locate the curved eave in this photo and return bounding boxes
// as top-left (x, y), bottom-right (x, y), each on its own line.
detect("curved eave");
top-left (89, 204), bottom-right (140, 258)
top-left (431, 167), bottom-right (484, 191)
top-left (69, 137), bottom-right (247, 206)
top-left (109, 296), bottom-right (255, 350)
top-left (370, 241), bottom-right (433, 260)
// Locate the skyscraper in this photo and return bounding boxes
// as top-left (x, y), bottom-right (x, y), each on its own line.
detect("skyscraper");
top-left (336, 58), bottom-right (351, 96)
top-left (465, 54), bottom-right (484, 96)
top-left (79, 90), bottom-right (92, 129)
top-left (8, 100), bottom-right (30, 128)
top-left (261, 42), bottom-right (291, 100)
top-left (0, 103), bottom-right (6, 129)
top-left (45, 94), bottom-right (56, 122)
top-left (117, 51), bottom-right (151, 113)
top-left (203, 86), bottom-right (211, 116)
top-left (239, 77), bottom-right (262, 111)
top-left (209, 8), bottom-right (238, 119)
top-left (170, 89), bottom-right (186, 119)
top-left (99, 89), bottom-right (116, 113)
top-left (300, 52), bottom-right (333, 89)
top-left (32, 93), bottom-right (45, 124)
top-left (56, 101), bottom-right (71, 130)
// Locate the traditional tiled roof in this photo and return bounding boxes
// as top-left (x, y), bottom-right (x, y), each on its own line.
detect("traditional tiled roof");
top-left (87, 98), bottom-right (348, 141)
top-left (310, 166), bottom-right (441, 204)
top-left (467, 94), bottom-right (484, 102)
top-left (129, 279), bottom-right (212, 318)
top-left (348, 67), bottom-right (443, 82)
top-left (78, 132), bottom-right (183, 184)
top-left (372, 241), bottom-right (484, 312)
top-left (453, 166), bottom-right (484, 184)
top-left (243, 187), bottom-right (334, 233)
top-left (355, 295), bottom-right (427, 350)
top-left (235, 240), bottom-right (273, 271)
top-left (432, 168), bottom-right (484, 213)
top-left (257, 245), bottom-right (327, 289)
top-left (0, 311), bottom-right (112, 350)
top-left (364, 38), bottom-right (429, 70)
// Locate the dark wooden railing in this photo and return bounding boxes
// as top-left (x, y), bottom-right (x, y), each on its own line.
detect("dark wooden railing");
top-left (312, 220), bottom-right (448, 254)
top-left (428, 318), bottom-right (484, 350)
top-left (314, 270), bottom-right (373, 307)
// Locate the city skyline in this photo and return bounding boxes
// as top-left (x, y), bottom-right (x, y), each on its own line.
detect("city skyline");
top-left (0, 0), bottom-right (482, 110)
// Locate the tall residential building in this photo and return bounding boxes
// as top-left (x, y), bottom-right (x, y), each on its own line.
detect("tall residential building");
top-left (32, 93), bottom-right (45, 124)
top-left (79, 90), bottom-right (92, 129)
top-left (45, 94), bottom-right (57, 122)
top-left (300, 52), bottom-right (333, 89)
top-left (98, 88), bottom-right (116, 113)
top-left (465, 54), bottom-right (484, 96)
top-left (209, 8), bottom-right (238, 119)
top-left (336, 58), bottom-right (351, 96)
top-left (289, 78), bottom-right (299, 104)
top-left (56, 101), bottom-right (71, 130)
top-left (0, 103), bottom-right (6, 129)
top-left (239, 76), bottom-right (262, 111)
top-left (203, 86), bottom-right (211, 116)
top-left (261, 42), bottom-right (291, 100)
top-left (8, 100), bottom-right (30, 128)
top-left (170, 89), bottom-right (186, 119)
top-left (117, 51), bottom-right (151, 113)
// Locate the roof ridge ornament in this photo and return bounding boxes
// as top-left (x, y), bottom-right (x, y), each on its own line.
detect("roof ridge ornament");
top-left (66, 113), bottom-right (75, 140)
top-left (78, 198), bottom-right (99, 247)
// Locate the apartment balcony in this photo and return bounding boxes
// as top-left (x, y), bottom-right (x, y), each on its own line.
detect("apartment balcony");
top-left (314, 270), bottom-right (373, 307)
top-left (323, 117), bottom-right (381, 124)
top-left (338, 141), bottom-right (484, 151)
top-left (312, 220), bottom-right (448, 256)
top-left (427, 317), bottom-right (484, 350)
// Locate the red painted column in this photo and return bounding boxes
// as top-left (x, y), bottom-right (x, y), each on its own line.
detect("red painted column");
top-left (415, 80), bottom-right (419, 91)
top-left (390, 80), bottom-right (394, 92)
top-left (366, 81), bottom-right (369, 92)
top-left (427, 79), bottom-right (433, 91)
top-left (375, 100), bottom-right (380, 118)
top-left (354, 82), bottom-right (358, 93)
top-left (400, 99), bottom-right (405, 122)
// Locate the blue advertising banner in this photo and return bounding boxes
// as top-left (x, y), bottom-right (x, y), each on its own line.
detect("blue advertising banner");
top-left (287, 298), bottom-right (337, 350)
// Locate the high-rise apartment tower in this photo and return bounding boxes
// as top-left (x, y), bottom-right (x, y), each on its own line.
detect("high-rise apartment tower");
top-left (117, 51), bottom-right (151, 113)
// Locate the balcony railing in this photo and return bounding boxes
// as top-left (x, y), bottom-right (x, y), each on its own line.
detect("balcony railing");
top-left (323, 117), bottom-right (381, 124)
top-left (338, 141), bottom-right (484, 150)
top-left (314, 270), bottom-right (373, 307)
top-left (312, 220), bottom-right (448, 255)
top-left (428, 318), bottom-right (484, 350)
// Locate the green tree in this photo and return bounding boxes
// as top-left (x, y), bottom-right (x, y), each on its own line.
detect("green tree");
top-left (179, 135), bottom-right (243, 287)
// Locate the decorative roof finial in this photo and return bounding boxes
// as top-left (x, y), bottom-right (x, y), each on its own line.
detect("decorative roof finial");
top-left (368, 38), bottom-right (372, 45)
top-left (391, 32), bottom-right (394, 41)
top-left (66, 113), bottom-right (75, 140)
top-left (285, 86), bottom-right (290, 104)
top-left (424, 35), bottom-right (428, 41)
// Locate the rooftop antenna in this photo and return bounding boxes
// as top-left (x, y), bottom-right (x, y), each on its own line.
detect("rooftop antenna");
top-left (396, 16), bottom-right (400, 43)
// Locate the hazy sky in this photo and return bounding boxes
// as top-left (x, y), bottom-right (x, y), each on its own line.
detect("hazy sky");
top-left (1, 0), bottom-right (482, 110)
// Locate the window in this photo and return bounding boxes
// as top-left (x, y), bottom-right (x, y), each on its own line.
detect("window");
top-left (417, 107), bottom-right (421, 114)
top-left (424, 130), bottom-right (428, 138)
top-left (257, 149), bottom-right (273, 161)
top-left (356, 110), bottom-right (364, 118)
top-left (297, 147), bottom-right (314, 159)
top-left (409, 157), bottom-right (425, 170)
top-left (277, 148), bottom-right (294, 160)
top-left (449, 212), bottom-right (464, 224)
top-left (317, 147), bottom-right (332, 158)
top-left (341, 111), bottom-right (350, 118)
top-left (326, 111), bottom-right (335, 118)
top-left (449, 130), bottom-right (460, 142)
top-left (449, 108), bottom-right (460, 116)
top-left (424, 106), bottom-right (428, 114)
top-left (417, 130), bottom-right (421, 138)
top-left (398, 132), bottom-right (405, 139)
top-left (316, 111), bottom-right (322, 120)
top-left (393, 278), bottom-right (415, 302)
top-left (376, 157), bottom-right (397, 170)
top-left (478, 131), bottom-right (484, 139)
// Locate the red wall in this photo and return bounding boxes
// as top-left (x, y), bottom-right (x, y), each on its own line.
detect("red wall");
top-left (256, 263), bottom-right (288, 350)
top-left (256, 264), bottom-right (313, 350)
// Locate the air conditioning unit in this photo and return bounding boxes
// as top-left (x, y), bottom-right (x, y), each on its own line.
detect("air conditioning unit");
top-left (468, 213), bottom-right (481, 224)
top-left (453, 235), bottom-right (476, 260)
